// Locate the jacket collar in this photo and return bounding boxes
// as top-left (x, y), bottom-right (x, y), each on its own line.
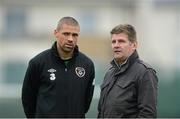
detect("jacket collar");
top-left (51, 41), bottom-right (79, 60)
top-left (111, 50), bottom-right (139, 75)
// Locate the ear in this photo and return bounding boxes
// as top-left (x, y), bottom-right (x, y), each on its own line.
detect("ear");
top-left (132, 41), bottom-right (138, 50)
top-left (54, 29), bottom-right (58, 38)
top-left (54, 29), bottom-right (57, 35)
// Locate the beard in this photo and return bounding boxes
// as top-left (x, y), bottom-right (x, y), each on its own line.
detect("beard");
top-left (62, 45), bottom-right (74, 53)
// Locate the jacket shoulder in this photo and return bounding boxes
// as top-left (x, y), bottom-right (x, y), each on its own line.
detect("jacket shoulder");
top-left (138, 60), bottom-right (153, 69)
top-left (104, 64), bottom-right (114, 79)
top-left (78, 52), bottom-right (94, 65)
top-left (29, 49), bottom-right (51, 63)
top-left (137, 60), bottom-right (156, 73)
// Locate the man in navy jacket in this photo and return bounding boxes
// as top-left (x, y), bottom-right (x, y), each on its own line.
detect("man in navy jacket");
top-left (22, 16), bottom-right (95, 118)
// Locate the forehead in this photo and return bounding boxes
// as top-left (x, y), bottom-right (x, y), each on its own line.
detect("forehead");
top-left (60, 24), bottom-right (80, 32)
top-left (111, 33), bottom-right (128, 40)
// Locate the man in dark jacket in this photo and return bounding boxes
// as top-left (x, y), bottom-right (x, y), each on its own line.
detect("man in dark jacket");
top-left (98, 24), bottom-right (158, 118)
top-left (22, 16), bottom-right (95, 118)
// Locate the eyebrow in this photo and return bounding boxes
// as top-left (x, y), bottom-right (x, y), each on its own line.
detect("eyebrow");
top-left (63, 32), bottom-right (79, 36)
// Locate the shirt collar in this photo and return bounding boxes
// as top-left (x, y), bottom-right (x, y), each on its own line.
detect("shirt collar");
top-left (111, 50), bottom-right (139, 75)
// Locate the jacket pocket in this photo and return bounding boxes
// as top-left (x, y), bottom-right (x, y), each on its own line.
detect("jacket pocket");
top-left (116, 79), bottom-right (134, 89)
top-left (115, 79), bottom-right (137, 100)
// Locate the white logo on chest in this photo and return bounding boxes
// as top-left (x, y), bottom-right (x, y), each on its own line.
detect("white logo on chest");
top-left (48, 68), bottom-right (56, 80)
top-left (75, 67), bottom-right (85, 78)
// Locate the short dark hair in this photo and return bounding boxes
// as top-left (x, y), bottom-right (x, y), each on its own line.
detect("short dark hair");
top-left (56, 16), bottom-right (79, 30)
top-left (110, 24), bottom-right (137, 42)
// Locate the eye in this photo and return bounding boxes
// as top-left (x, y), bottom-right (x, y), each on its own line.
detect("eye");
top-left (72, 33), bottom-right (78, 37)
top-left (63, 32), bottom-right (70, 36)
top-left (118, 39), bottom-right (126, 43)
top-left (112, 40), bottom-right (116, 44)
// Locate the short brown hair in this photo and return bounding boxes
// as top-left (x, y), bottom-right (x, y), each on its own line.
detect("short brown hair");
top-left (56, 16), bottom-right (79, 30)
top-left (110, 24), bottom-right (137, 42)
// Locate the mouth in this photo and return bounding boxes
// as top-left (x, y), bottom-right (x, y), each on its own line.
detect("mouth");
top-left (114, 50), bottom-right (122, 53)
top-left (65, 44), bottom-right (74, 48)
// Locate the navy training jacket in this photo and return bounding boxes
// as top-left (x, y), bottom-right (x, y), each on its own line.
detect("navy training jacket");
top-left (22, 42), bottom-right (95, 118)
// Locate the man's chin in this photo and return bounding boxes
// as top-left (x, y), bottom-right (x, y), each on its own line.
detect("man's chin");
top-left (114, 55), bottom-right (123, 59)
top-left (64, 47), bottom-right (74, 53)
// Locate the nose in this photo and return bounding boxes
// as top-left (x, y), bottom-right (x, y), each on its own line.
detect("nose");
top-left (68, 35), bottom-right (73, 42)
top-left (114, 42), bottom-right (120, 48)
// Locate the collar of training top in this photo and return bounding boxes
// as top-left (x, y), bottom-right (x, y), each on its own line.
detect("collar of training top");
top-left (51, 41), bottom-right (79, 59)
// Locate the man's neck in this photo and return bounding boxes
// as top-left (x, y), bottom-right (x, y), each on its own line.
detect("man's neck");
top-left (59, 51), bottom-right (73, 60)
top-left (115, 58), bottom-right (128, 67)
top-left (57, 49), bottom-right (73, 60)
top-left (56, 43), bottom-right (74, 60)
top-left (61, 55), bottom-right (72, 60)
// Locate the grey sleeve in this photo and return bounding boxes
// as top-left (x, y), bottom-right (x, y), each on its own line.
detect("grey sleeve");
top-left (137, 69), bottom-right (158, 118)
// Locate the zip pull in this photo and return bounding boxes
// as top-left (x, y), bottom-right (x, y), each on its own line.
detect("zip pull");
top-left (65, 68), bottom-right (67, 72)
